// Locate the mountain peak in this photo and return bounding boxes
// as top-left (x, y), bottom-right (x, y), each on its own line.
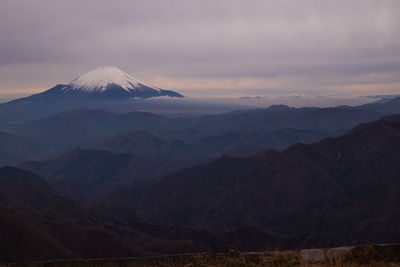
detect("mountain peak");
top-left (69, 66), bottom-right (147, 92)
top-left (8, 66), bottom-right (183, 102)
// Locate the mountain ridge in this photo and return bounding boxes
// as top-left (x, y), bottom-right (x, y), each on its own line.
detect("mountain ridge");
top-left (105, 114), bottom-right (400, 246)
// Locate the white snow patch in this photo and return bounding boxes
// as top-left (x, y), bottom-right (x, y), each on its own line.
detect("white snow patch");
top-left (67, 66), bottom-right (160, 92)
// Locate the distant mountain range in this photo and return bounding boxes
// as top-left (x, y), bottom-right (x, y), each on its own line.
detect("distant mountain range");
top-left (80, 129), bottom-right (329, 159)
top-left (0, 65), bottom-right (399, 127)
top-left (1, 96), bottom-right (400, 166)
top-left (9, 66), bottom-right (183, 103)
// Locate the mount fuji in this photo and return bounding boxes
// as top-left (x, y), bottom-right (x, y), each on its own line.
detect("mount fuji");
top-left (10, 66), bottom-right (183, 103)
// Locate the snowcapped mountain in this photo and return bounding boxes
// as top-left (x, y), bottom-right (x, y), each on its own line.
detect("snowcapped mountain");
top-left (70, 66), bottom-right (146, 92)
top-left (11, 66), bottom-right (183, 102)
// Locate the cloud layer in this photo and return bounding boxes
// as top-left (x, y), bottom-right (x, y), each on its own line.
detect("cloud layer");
top-left (0, 0), bottom-right (399, 98)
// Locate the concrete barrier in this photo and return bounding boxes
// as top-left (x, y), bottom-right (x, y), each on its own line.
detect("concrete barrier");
top-left (326, 246), bottom-right (354, 263)
top-left (2, 243), bottom-right (400, 266)
top-left (300, 248), bottom-right (326, 263)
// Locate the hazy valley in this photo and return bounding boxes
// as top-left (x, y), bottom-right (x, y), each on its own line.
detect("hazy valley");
top-left (0, 67), bottom-right (399, 262)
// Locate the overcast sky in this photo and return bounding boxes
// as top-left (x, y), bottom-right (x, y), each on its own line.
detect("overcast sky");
top-left (0, 0), bottom-right (399, 100)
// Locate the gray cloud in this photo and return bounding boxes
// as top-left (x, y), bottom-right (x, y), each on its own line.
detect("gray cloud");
top-left (0, 0), bottom-right (399, 98)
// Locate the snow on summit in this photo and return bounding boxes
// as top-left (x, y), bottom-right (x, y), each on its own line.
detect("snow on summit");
top-left (69, 66), bottom-right (150, 92)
